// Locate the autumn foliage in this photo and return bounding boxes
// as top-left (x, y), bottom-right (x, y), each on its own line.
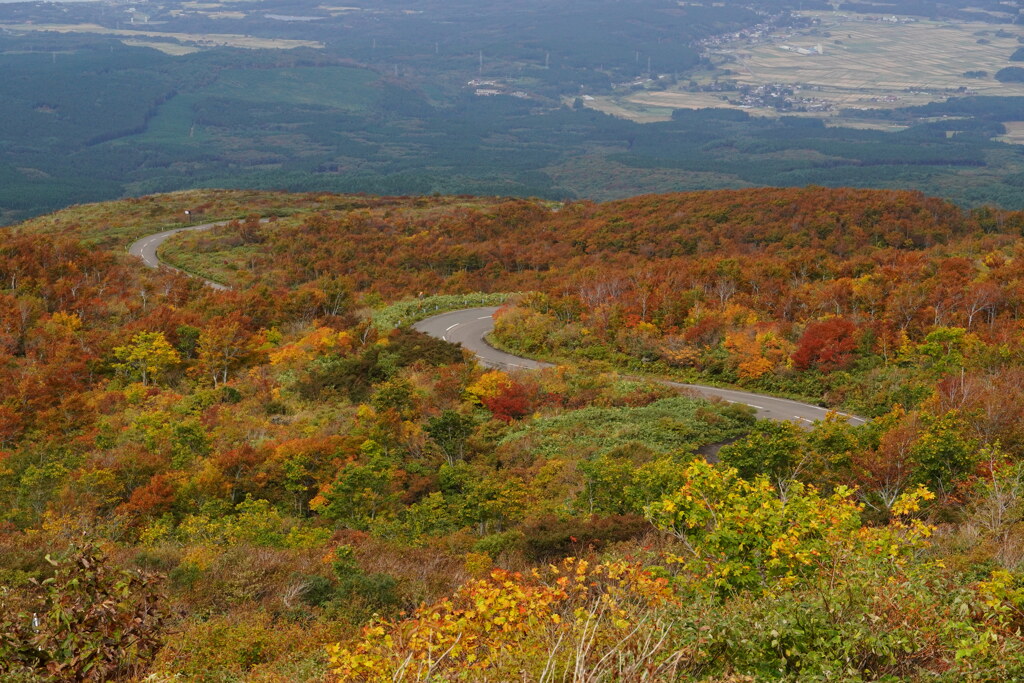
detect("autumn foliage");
top-left (791, 317), bottom-right (858, 371)
top-left (2, 188), bottom-right (1024, 679)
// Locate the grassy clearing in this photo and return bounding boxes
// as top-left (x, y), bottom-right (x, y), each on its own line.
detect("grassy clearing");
top-left (158, 238), bottom-right (263, 286)
top-left (156, 216), bottom-right (308, 286)
top-left (130, 95), bottom-right (213, 147)
top-left (499, 395), bottom-right (754, 460)
top-left (198, 67), bottom-right (379, 110)
top-left (579, 96), bottom-right (675, 123)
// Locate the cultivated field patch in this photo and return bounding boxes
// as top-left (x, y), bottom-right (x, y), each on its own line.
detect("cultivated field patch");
top-left (592, 13), bottom-right (1024, 124)
top-left (731, 13), bottom-right (1024, 96)
top-left (0, 23), bottom-right (323, 50)
top-left (998, 121), bottom-right (1024, 145)
top-left (120, 39), bottom-right (201, 56)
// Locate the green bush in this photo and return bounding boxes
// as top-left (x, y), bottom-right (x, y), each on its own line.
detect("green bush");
top-left (0, 542), bottom-right (169, 682)
top-left (473, 530), bottom-right (527, 558)
top-left (328, 547), bottom-right (401, 621)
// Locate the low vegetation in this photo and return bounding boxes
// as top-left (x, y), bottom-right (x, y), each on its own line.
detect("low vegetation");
top-left (1, 187), bottom-right (1024, 679)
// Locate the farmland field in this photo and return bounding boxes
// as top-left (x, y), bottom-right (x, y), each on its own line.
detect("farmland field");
top-left (2, 0), bottom-right (1024, 223)
top-left (594, 13), bottom-right (1024, 124)
top-left (733, 14), bottom-right (1024, 95)
top-left (999, 121), bottom-right (1024, 145)
top-left (0, 22), bottom-right (323, 50)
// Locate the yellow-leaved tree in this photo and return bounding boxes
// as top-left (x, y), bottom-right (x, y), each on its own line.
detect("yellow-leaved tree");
top-left (112, 331), bottom-right (180, 386)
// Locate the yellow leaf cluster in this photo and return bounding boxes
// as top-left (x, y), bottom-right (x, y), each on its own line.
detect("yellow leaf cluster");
top-left (465, 370), bottom-right (513, 405)
top-left (326, 558), bottom-right (676, 681)
top-left (269, 327), bottom-right (354, 366)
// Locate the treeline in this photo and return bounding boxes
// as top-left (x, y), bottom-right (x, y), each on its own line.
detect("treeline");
top-left (846, 95), bottom-right (1024, 122)
top-left (996, 67), bottom-right (1024, 83)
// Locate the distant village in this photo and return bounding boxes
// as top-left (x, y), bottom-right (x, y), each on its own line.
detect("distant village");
top-left (729, 83), bottom-right (833, 112)
top-left (694, 12), bottom-right (807, 53)
top-left (466, 79), bottom-right (532, 99)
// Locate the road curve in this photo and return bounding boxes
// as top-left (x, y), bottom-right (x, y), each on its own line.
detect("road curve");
top-left (126, 222), bottom-right (865, 428)
top-left (414, 306), bottom-right (867, 428)
top-left (128, 221), bottom-right (234, 290)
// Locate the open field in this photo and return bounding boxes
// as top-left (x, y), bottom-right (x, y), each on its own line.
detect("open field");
top-left (0, 22), bottom-right (323, 50)
top-left (578, 96), bottom-right (675, 123)
top-left (591, 91), bottom-right (914, 130)
top-left (200, 67), bottom-right (378, 109)
top-left (594, 13), bottom-right (1024, 123)
top-left (733, 13), bottom-right (1024, 96)
top-left (734, 13), bottom-right (1024, 95)
top-left (998, 121), bottom-right (1024, 145)
top-left (120, 39), bottom-right (201, 55)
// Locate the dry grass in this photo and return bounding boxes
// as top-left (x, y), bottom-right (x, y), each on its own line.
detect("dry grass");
top-left (0, 23), bottom-right (323, 50)
top-left (998, 121), bottom-right (1024, 145)
top-left (203, 12), bottom-right (248, 20)
top-left (119, 39), bottom-right (201, 56)
top-left (581, 96), bottom-right (676, 123)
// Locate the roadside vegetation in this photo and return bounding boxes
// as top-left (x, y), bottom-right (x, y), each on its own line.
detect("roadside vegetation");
top-left (2, 187), bottom-right (1024, 679)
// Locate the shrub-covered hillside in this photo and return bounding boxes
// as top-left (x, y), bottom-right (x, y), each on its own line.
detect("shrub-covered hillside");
top-left (163, 187), bottom-right (1024, 414)
top-left (2, 188), bottom-right (1024, 680)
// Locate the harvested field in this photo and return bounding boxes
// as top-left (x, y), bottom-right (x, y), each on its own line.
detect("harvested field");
top-left (998, 121), bottom-right (1024, 145)
top-left (592, 13), bottom-right (1024, 124)
top-left (731, 14), bottom-right (1024, 97)
top-left (0, 23), bottom-right (323, 50)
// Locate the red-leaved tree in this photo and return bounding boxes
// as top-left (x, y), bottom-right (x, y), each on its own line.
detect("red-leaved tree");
top-left (791, 318), bottom-right (858, 372)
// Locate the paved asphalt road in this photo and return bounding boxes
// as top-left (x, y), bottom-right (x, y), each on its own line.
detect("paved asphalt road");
top-left (414, 307), bottom-right (553, 372)
top-left (414, 306), bottom-right (867, 428)
top-left (128, 221), bottom-right (236, 290)
top-left (127, 225), bottom-right (865, 429)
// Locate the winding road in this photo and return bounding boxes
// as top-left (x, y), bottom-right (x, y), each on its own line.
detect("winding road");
top-left (414, 307), bottom-right (866, 427)
top-left (128, 220), bottom-right (263, 291)
top-left (130, 226), bottom-right (866, 428)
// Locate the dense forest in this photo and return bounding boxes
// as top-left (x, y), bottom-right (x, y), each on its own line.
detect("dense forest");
top-left (2, 0), bottom-right (1024, 223)
top-left (3, 187), bottom-right (1024, 679)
